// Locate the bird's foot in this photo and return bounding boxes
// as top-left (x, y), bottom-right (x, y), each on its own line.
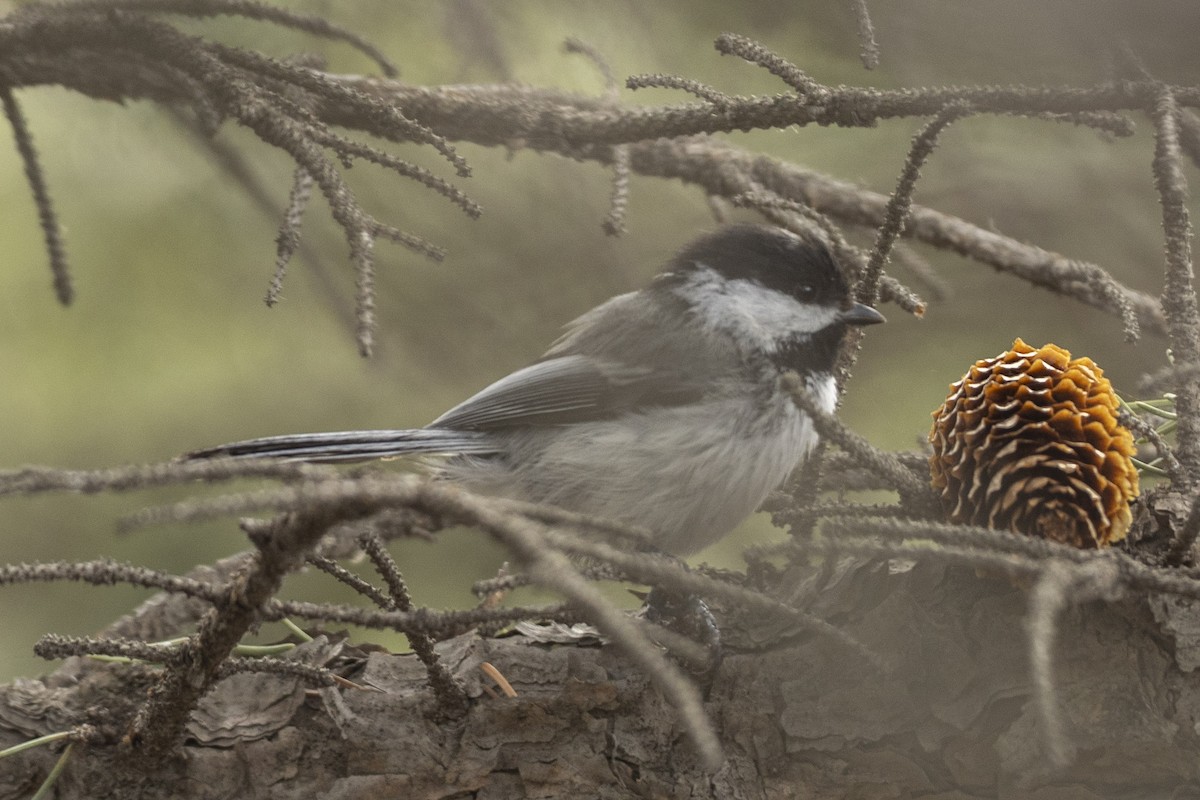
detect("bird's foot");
top-left (643, 587), bottom-right (723, 691)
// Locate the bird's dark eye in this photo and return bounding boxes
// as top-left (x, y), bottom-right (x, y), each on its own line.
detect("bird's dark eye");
top-left (795, 284), bottom-right (817, 302)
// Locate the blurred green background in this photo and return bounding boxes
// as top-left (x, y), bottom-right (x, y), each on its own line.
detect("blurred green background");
top-left (0, 0), bottom-right (1197, 680)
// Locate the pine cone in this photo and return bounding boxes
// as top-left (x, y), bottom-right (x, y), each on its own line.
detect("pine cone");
top-left (928, 338), bottom-right (1139, 548)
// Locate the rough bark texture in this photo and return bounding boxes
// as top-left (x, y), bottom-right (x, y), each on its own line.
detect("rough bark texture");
top-left (2, 557), bottom-right (1199, 799)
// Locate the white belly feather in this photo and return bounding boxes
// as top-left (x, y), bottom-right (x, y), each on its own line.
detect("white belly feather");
top-left (448, 372), bottom-right (835, 555)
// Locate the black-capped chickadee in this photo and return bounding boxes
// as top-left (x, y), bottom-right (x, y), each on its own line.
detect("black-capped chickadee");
top-left (186, 224), bottom-right (884, 555)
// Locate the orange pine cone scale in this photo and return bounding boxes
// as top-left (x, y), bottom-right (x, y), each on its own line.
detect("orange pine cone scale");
top-left (928, 338), bottom-right (1139, 548)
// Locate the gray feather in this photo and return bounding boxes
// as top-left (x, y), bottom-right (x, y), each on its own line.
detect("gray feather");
top-left (183, 428), bottom-right (496, 463)
top-left (431, 292), bottom-right (726, 431)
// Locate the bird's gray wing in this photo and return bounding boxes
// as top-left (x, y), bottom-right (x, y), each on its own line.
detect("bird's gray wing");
top-left (429, 353), bottom-right (702, 431)
top-left (432, 290), bottom-right (736, 432)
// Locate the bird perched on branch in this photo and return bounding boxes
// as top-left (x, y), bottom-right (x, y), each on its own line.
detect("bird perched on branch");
top-left (186, 224), bottom-right (884, 554)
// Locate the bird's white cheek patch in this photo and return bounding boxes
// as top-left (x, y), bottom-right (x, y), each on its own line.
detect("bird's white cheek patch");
top-left (684, 266), bottom-right (842, 350)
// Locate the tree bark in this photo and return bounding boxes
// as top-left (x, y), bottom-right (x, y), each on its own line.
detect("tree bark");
top-left (3, 556), bottom-right (1198, 799)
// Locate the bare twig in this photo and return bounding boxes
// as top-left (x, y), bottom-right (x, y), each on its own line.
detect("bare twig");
top-left (168, 111), bottom-right (359, 337)
top-left (814, 516), bottom-right (1088, 564)
top-left (626, 73), bottom-right (733, 107)
top-left (345, 72), bottom-right (1199, 148)
top-left (849, 0), bottom-right (880, 70)
top-left (1026, 562), bottom-right (1076, 768)
top-left (129, 506), bottom-right (349, 758)
top-left (564, 37), bottom-right (630, 235)
top-left (780, 372), bottom-right (932, 500)
top-left (0, 459), bottom-right (335, 496)
top-left (48, 0), bottom-right (400, 76)
top-left (3, 33), bottom-right (1154, 337)
top-left (714, 32), bottom-right (828, 100)
top-left (0, 7), bottom-right (474, 355)
top-left (804, 512), bottom-right (1200, 607)
top-left (34, 632), bottom-right (177, 663)
top-left (1166, 495), bottom-right (1200, 567)
top-left (563, 37), bottom-right (617, 93)
top-left (0, 559), bottom-right (224, 602)
top-left (0, 557), bottom-right (575, 638)
top-left (108, 469), bottom-right (872, 671)
top-left (267, 598), bottom-right (576, 636)
top-left (800, 529), bottom-right (1056, 576)
top-left (411, 487), bottom-right (725, 771)
top-left (0, 83), bottom-right (71, 305)
top-left (858, 103), bottom-right (972, 306)
top-left (350, 229), bottom-right (377, 356)
top-left (1039, 109), bottom-right (1135, 137)
top-left (1150, 86), bottom-right (1200, 478)
top-left (268, 167), bottom-right (314, 306)
top-left (1114, 41), bottom-right (1200, 168)
top-left (603, 144), bottom-right (631, 236)
top-left (535, 527), bottom-right (883, 671)
top-left (837, 103), bottom-right (970, 391)
top-left (1119, 406), bottom-right (1184, 485)
top-left (1027, 559), bottom-right (1122, 767)
top-left (359, 531), bottom-right (467, 713)
top-left (112, 472), bottom-right (724, 769)
top-left (306, 554), bottom-right (392, 608)
top-left (216, 655), bottom-right (337, 685)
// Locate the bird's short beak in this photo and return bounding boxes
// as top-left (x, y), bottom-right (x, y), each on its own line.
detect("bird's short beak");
top-left (839, 303), bottom-right (886, 326)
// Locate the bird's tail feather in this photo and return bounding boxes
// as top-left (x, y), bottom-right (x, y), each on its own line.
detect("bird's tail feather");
top-left (183, 428), bottom-right (497, 463)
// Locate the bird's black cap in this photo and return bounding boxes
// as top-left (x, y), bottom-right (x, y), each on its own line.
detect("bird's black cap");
top-left (663, 223), bottom-right (851, 307)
